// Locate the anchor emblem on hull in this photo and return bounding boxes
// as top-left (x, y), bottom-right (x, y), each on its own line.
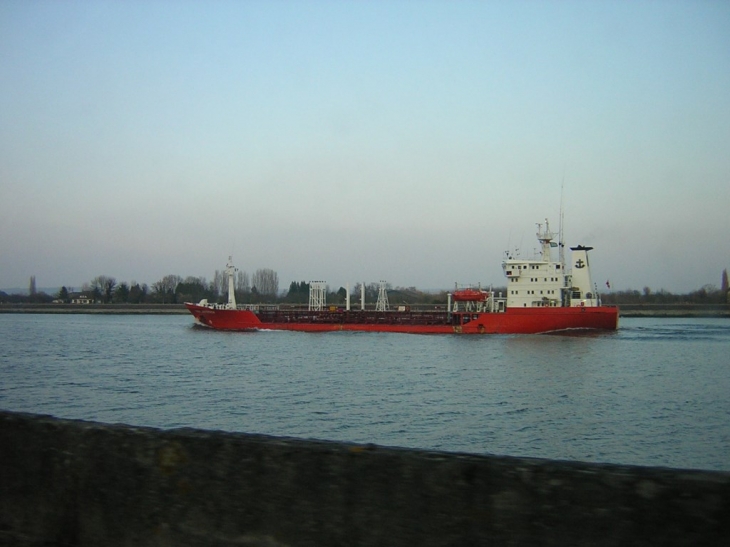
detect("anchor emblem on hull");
top-left (575, 259), bottom-right (585, 269)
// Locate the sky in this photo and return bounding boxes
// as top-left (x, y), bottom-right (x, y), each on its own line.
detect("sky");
top-left (1, 1), bottom-right (729, 294)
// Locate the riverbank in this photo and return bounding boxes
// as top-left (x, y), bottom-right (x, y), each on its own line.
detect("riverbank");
top-left (0, 303), bottom-right (189, 314)
top-left (617, 304), bottom-right (730, 317)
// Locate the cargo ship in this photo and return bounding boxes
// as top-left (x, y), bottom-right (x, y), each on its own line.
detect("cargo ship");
top-left (185, 220), bottom-right (618, 334)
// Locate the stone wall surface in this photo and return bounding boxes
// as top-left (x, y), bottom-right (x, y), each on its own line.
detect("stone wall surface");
top-left (1, 411), bottom-right (728, 547)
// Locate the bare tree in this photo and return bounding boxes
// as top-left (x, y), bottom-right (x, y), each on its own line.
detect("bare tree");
top-left (212, 269), bottom-right (229, 297)
top-left (176, 277), bottom-right (210, 303)
top-left (91, 275), bottom-right (116, 303)
top-left (251, 268), bottom-right (279, 296)
top-left (103, 277), bottom-right (116, 302)
top-left (236, 271), bottom-right (250, 293)
top-left (152, 274), bottom-right (182, 303)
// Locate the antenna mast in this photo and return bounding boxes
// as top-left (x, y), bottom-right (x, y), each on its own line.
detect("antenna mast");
top-left (559, 175), bottom-right (566, 267)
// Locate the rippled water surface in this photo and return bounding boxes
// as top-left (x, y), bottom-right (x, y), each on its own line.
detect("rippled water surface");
top-left (1, 314), bottom-right (729, 470)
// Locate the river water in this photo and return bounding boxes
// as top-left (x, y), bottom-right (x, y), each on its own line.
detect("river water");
top-left (1, 314), bottom-right (728, 471)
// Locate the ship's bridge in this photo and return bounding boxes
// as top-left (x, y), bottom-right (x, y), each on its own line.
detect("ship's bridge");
top-left (503, 258), bottom-right (566, 308)
top-left (500, 219), bottom-right (604, 309)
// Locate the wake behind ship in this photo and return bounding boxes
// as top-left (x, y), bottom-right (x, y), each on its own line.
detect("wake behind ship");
top-left (186, 220), bottom-right (618, 334)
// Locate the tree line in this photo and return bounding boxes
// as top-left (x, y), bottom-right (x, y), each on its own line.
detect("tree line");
top-left (2, 269), bottom-right (728, 306)
top-left (600, 268), bottom-right (729, 305)
top-left (1, 272), bottom-right (452, 307)
top-left (601, 285), bottom-right (728, 305)
top-left (0, 268), bottom-right (280, 305)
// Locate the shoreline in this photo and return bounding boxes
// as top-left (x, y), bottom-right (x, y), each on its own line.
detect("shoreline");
top-left (1, 303), bottom-right (728, 317)
top-left (615, 303), bottom-right (730, 318)
top-left (0, 303), bottom-right (189, 314)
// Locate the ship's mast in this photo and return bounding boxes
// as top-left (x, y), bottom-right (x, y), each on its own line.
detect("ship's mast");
top-left (558, 181), bottom-right (566, 268)
top-left (226, 256), bottom-right (237, 309)
top-left (375, 281), bottom-right (389, 311)
top-left (536, 219), bottom-right (555, 261)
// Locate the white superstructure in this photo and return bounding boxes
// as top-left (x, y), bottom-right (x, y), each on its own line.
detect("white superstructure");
top-left (502, 220), bottom-right (599, 309)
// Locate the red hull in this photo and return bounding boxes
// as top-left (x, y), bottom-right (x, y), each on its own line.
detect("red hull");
top-left (185, 303), bottom-right (619, 334)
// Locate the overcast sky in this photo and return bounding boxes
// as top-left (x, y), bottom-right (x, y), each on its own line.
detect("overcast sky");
top-left (1, 1), bottom-right (728, 294)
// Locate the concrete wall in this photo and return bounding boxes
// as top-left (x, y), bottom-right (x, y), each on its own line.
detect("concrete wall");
top-left (1, 411), bottom-right (728, 547)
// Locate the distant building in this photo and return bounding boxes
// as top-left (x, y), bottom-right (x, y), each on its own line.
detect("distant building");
top-left (69, 292), bottom-right (93, 304)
